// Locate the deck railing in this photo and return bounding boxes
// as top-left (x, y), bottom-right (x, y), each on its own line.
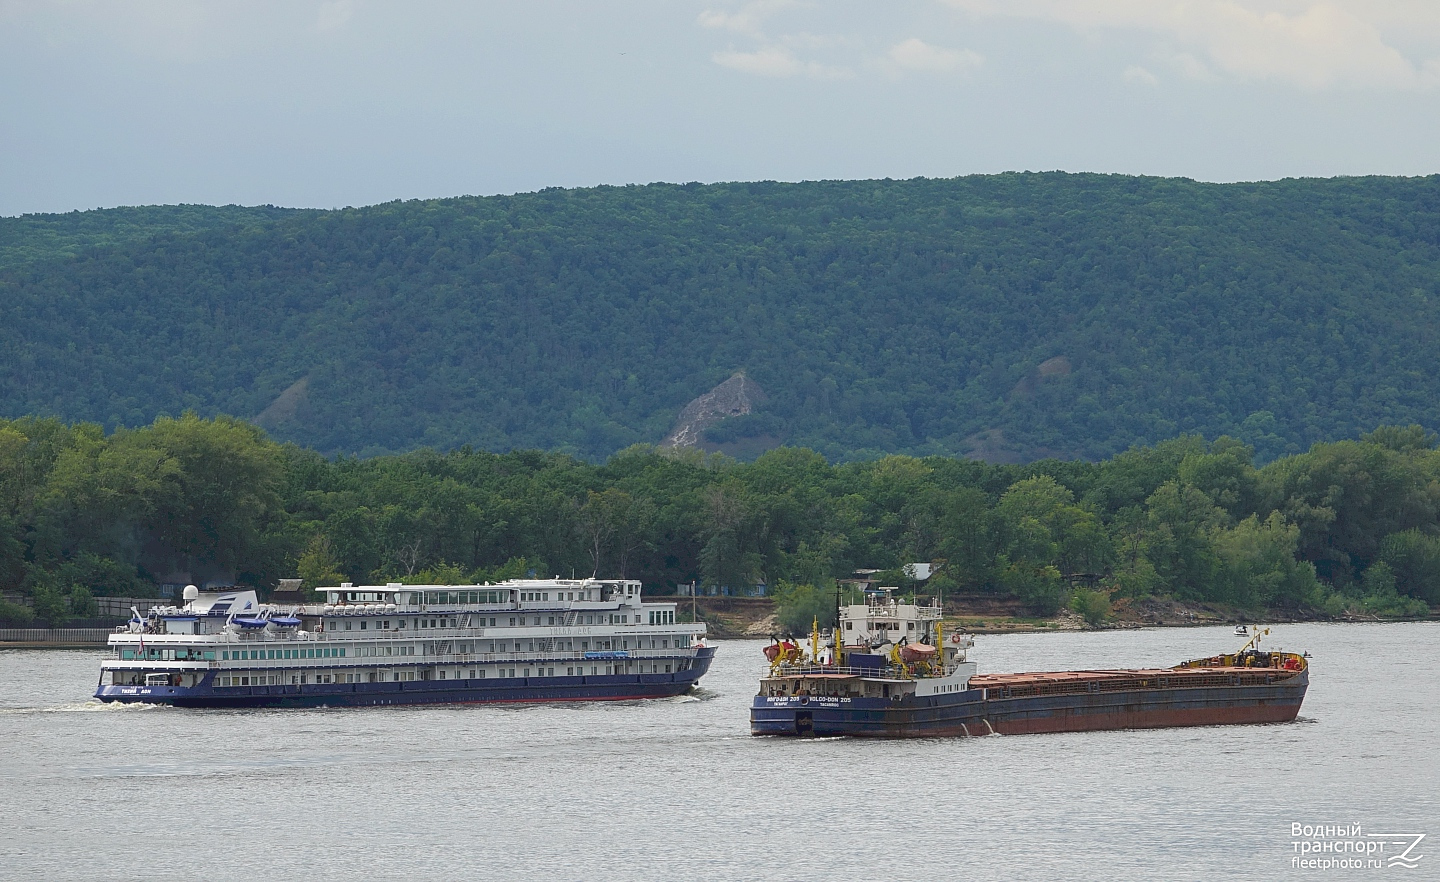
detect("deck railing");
top-left (768, 664), bottom-right (913, 679)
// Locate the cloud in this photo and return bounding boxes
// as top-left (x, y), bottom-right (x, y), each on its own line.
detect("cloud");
top-left (700, 3), bottom-right (856, 79)
top-left (712, 45), bottom-right (851, 79)
top-left (1123, 64), bottom-right (1159, 85)
top-left (698, 8), bottom-right (978, 82)
top-left (945, 0), bottom-right (1440, 90)
top-left (698, 1), bottom-right (797, 39)
top-left (315, 1), bottom-right (353, 33)
top-left (888, 38), bottom-right (983, 73)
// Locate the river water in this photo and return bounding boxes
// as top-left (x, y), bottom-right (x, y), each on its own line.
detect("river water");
top-left (1, 623), bottom-right (1435, 881)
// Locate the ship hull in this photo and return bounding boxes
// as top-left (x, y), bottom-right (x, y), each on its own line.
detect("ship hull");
top-left (97, 647), bottom-right (714, 709)
top-left (750, 669), bottom-right (1307, 738)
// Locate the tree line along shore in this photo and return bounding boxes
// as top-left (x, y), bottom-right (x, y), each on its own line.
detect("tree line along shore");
top-left (1, 413), bottom-right (1437, 633)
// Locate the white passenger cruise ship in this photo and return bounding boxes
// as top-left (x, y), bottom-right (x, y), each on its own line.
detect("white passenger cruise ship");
top-left (95, 578), bottom-right (713, 707)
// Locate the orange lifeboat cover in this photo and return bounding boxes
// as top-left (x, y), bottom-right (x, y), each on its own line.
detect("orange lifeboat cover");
top-left (899, 642), bottom-right (937, 663)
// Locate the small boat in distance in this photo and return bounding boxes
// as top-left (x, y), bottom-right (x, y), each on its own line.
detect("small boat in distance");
top-left (1235, 624), bottom-right (1249, 636)
top-left (751, 588), bottom-right (1308, 738)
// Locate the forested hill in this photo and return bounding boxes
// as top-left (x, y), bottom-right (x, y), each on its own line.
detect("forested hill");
top-left (4, 173), bottom-right (1440, 462)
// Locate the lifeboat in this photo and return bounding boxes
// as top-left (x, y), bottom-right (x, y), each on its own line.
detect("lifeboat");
top-left (233, 617), bottom-right (269, 629)
top-left (899, 642), bottom-right (937, 664)
top-left (763, 640), bottom-right (799, 662)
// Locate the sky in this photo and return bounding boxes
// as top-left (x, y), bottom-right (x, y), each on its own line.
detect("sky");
top-left (3, 0), bottom-right (1440, 216)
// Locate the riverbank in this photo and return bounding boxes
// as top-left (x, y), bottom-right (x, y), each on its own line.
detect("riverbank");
top-left (3, 595), bottom-right (1430, 649)
top-left (687, 594), bottom-right (1435, 638)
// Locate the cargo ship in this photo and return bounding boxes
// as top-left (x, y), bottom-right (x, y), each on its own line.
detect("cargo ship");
top-left (750, 588), bottom-right (1307, 737)
top-left (96, 577), bottom-right (712, 708)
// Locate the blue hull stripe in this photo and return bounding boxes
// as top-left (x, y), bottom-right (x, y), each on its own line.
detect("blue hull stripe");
top-left (99, 648), bottom-right (714, 709)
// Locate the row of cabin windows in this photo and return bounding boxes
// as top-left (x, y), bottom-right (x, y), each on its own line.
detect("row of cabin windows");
top-left (344, 588), bottom-right (624, 606)
top-left (346, 589), bottom-right (599, 606)
top-left (356, 645), bottom-right (416, 656)
top-left (339, 618), bottom-right (456, 631)
top-left (120, 648), bottom-right (217, 661)
top-left (844, 621), bottom-right (916, 631)
top-left (218, 672), bottom-right (347, 686)
top-left (481, 636), bottom-right (684, 651)
top-left (209, 635), bottom-right (685, 664)
top-left (214, 659), bottom-right (686, 687)
top-left (647, 610), bottom-right (675, 625)
top-left (518, 591), bottom-right (588, 602)
top-left (336, 618), bottom-right (460, 631)
top-left (222, 647), bottom-right (346, 660)
top-left (332, 612), bottom-right (644, 631)
top-left (128, 633), bottom-right (690, 665)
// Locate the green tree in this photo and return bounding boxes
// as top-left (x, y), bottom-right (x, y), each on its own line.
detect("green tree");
top-left (1211, 513), bottom-right (1320, 608)
top-left (1353, 560), bottom-right (1431, 617)
top-left (1377, 529), bottom-right (1440, 604)
top-left (1260, 439), bottom-right (1439, 587)
top-left (1144, 481), bottom-right (1225, 599)
top-left (699, 485), bottom-right (761, 592)
top-left (576, 488), bottom-right (657, 578)
top-left (133, 413), bottom-right (286, 577)
top-left (0, 598), bottom-right (35, 627)
top-left (405, 562), bottom-right (467, 585)
top-left (30, 581), bottom-right (69, 627)
top-left (931, 486), bottom-right (994, 591)
top-left (994, 476), bottom-right (1112, 577)
top-left (67, 584), bottom-right (96, 617)
top-left (1069, 587), bottom-right (1112, 626)
top-left (771, 580), bottom-right (837, 634)
top-left (297, 535), bottom-right (348, 590)
top-left (998, 560), bottom-right (1065, 615)
top-left (1177, 437), bottom-right (1258, 521)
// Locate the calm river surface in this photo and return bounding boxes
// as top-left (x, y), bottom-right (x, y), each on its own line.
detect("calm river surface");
top-left (2, 623), bottom-right (1436, 881)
